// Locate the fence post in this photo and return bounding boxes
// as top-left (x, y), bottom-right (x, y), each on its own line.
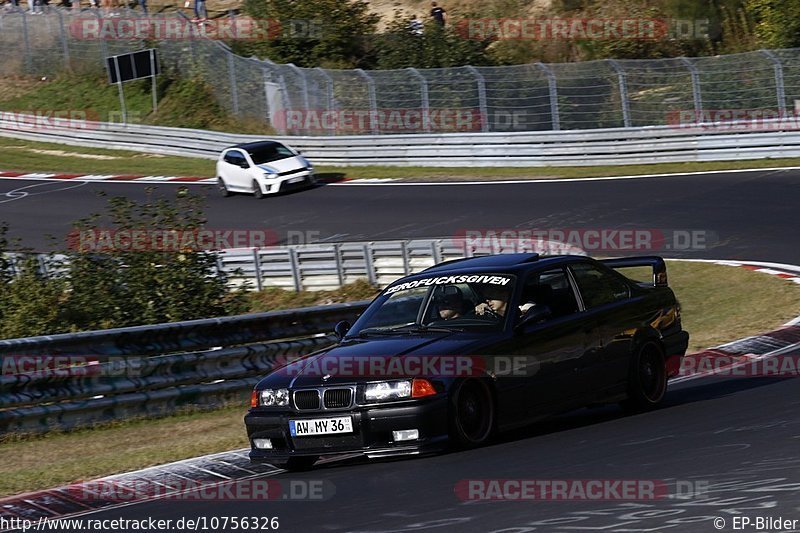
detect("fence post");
top-left (760, 49), bottom-right (787, 115)
top-left (465, 66), bottom-right (489, 132)
top-left (287, 63), bottom-right (310, 112)
top-left (535, 62), bottom-right (560, 131)
top-left (406, 67), bottom-right (430, 132)
top-left (55, 9), bottom-right (70, 70)
top-left (607, 59), bottom-right (631, 127)
top-left (20, 12), bottom-right (33, 73)
top-left (679, 56), bottom-right (703, 121)
top-left (227, 52), bottom-right (240, 115)
top-left (355, 68), bottom-right (378, 134)
top-left (314, 67), bottom-right (335, 113)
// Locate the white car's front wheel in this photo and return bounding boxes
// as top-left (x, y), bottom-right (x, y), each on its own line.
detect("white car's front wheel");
top-left (218, 177), bottom-right (231, 197)
top-left (252, 180), bottom-right (265, 199)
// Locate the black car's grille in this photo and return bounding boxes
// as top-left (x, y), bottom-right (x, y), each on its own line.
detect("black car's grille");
top-left (323, 388), bottom-right (352, 409)
top-left (294, 390), bottom-right (320, 410)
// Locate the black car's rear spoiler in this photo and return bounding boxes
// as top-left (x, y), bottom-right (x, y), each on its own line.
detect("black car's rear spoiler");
top-left (600, 256), bottom-right (668, 287)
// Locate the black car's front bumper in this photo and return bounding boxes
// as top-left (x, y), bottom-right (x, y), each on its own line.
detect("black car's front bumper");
top-left (245, 396), bottom-right (449, 462)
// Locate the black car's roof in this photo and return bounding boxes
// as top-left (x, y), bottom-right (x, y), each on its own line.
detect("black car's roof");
top-left (227, 141), bottom-right (284, 152)
top-left (411, 253), bottom-right (591, 279)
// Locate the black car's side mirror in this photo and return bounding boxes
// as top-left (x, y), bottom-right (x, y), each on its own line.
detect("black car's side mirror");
top-left (514, 305), bottom-right (552, 333)
top-left (334, 320), bottom-right (351, 341)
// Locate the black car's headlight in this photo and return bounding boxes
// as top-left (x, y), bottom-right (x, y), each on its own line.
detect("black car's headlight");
top-left (364, 379), bottom-right (437, 402)
top-left (250, 388), bottom-right (290, 407)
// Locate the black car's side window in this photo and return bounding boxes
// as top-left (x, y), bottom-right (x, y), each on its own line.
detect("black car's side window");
top-left (522, 269), bottom-right (580, 319)
top-left (569, 263), bottom-right (630, 309)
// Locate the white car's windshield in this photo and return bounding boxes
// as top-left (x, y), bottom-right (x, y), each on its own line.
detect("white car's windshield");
top-left (248, 143), bottom-right (296, 165)
top-left (349, 273), bottom-right (516, 335)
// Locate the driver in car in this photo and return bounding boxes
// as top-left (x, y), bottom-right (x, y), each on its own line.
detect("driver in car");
top-left (474, 284), bottom-right (536, 318)
top-left (435, 286), bottom-right (469, 320)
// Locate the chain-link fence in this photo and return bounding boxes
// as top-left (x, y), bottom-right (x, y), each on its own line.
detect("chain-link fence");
top-left (2, 7), bottom-right (800, 135)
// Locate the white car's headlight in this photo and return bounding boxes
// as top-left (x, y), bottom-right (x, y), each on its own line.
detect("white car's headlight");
top-left (258, 388), bottom-right (290, 406)
top-left (263, 172), bottom-right (278, 179)
top-left (364, 380), bottom-right (412, 402)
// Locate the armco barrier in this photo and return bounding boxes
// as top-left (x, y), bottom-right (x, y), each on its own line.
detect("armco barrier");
top-left (0, 301), bottom-right (370, 434)
top-left (4, 113), bottom-right (800, 167)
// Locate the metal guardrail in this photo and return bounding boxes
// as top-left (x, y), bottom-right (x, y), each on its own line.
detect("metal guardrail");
top-left (10, 238), bottom-right (584, 291)
top-left (5, 112), bottom-right (800, 166)
top-left (0, 301), bottom-right (370, 433)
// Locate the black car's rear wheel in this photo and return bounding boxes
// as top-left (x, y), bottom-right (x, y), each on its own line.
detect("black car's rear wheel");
top-left (449, 379), bottom-right (495, 448)
top-left (275, 455), bottom-right (318, 472)
top-left (621, 341), bottom-right (667, 412)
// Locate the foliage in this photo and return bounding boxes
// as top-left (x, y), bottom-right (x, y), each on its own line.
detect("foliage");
top-left (376, 17), bottom-right (494, 69)
top-left (743, 0), bottom-right (800, 49)
top-left (236, 0), bottom-right (380, 68)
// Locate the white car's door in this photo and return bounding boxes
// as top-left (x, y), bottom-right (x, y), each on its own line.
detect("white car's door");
top-left (224, 150), bottom-right (251, 190)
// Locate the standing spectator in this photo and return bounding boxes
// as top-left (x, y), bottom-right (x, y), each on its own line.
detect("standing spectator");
top-left (430, 1), bottom-right (446, 27)
top-left (192, 0), bottom-right (207, 22)
top-left (137, 0), bottom-right (146, 14)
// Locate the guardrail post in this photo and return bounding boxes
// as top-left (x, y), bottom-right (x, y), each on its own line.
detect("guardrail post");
top-left (400, 241), bottom-right (409, 275)
top-left (355, 68), bottom-right (378, 134)
top-left (252, 248), bottom-right (263, 291)
top-left (465, 66), bottom-right (489, 132)
top-left (333, 243), bottom-right (345, 287)
top-left (679, 57), bottom-right (703, 121)
top-left (287, 63), bottom-right (311, 112)
top-left (608, 59), bottom-right (632, 128)
top-left (406, 68), bottom-right (430, 132)
top-left (535, 62), bottom-right (560, 131)
top-left (288, 247), bottom-right (301, 292)
top-left (760, 49), bottom-right (787, 115)
top-left (430, 240), bottom-right (442, 265)
top-left (314, 67), bottom-right (335, 113)
top-left (227, 53), bottom-right (240, 115)
top-left (363, 243), bottom-right (377, 285)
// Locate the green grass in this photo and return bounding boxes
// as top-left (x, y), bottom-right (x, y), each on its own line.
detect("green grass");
top-left (3, 135), bottom-right (800, 182)
top-left (0, 261), bottom-right (797, 497)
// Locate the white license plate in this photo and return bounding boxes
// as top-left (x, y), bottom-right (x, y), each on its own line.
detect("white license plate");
top-left (290, 416), bottom-right (353, 437)
top-left (288, 175), bottom-right (305, 183)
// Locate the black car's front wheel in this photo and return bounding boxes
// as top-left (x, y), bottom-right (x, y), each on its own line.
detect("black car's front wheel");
top-left (449, 379), bottom-right (495, 448)
top-left (275, 455), bottom-right (318, 472)
top-left (621, 341), bottom-right (667, 412)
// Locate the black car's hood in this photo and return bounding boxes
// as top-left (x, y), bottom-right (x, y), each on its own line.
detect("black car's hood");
top-left (260, 332), bottom-right (488, 388)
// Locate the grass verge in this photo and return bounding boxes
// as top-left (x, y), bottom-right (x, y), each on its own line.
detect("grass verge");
top-left (3, 134), bottom-right (800, 182)
top-left (1, 261), bottom-right (798, 497)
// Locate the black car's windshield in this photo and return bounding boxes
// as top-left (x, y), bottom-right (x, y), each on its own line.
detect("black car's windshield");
top-left (349, 273), bottom-right (516, 336)
top-left (248, 143), bottom-right (296, 165)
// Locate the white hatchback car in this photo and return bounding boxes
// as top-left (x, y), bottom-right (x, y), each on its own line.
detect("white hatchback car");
top-left (216, 141), bottom-right (316, 198)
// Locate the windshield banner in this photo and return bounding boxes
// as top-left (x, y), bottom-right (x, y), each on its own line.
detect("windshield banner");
top-left (385, 275), bottom-right (512, 295)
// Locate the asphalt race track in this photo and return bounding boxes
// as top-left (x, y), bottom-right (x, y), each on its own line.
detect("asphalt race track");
top-left (3, 168), bottom-right (800, 532)
top-left (0, 168), bottom-right (799, 264)
top-left (66, 370), bottom-right (800, 532)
